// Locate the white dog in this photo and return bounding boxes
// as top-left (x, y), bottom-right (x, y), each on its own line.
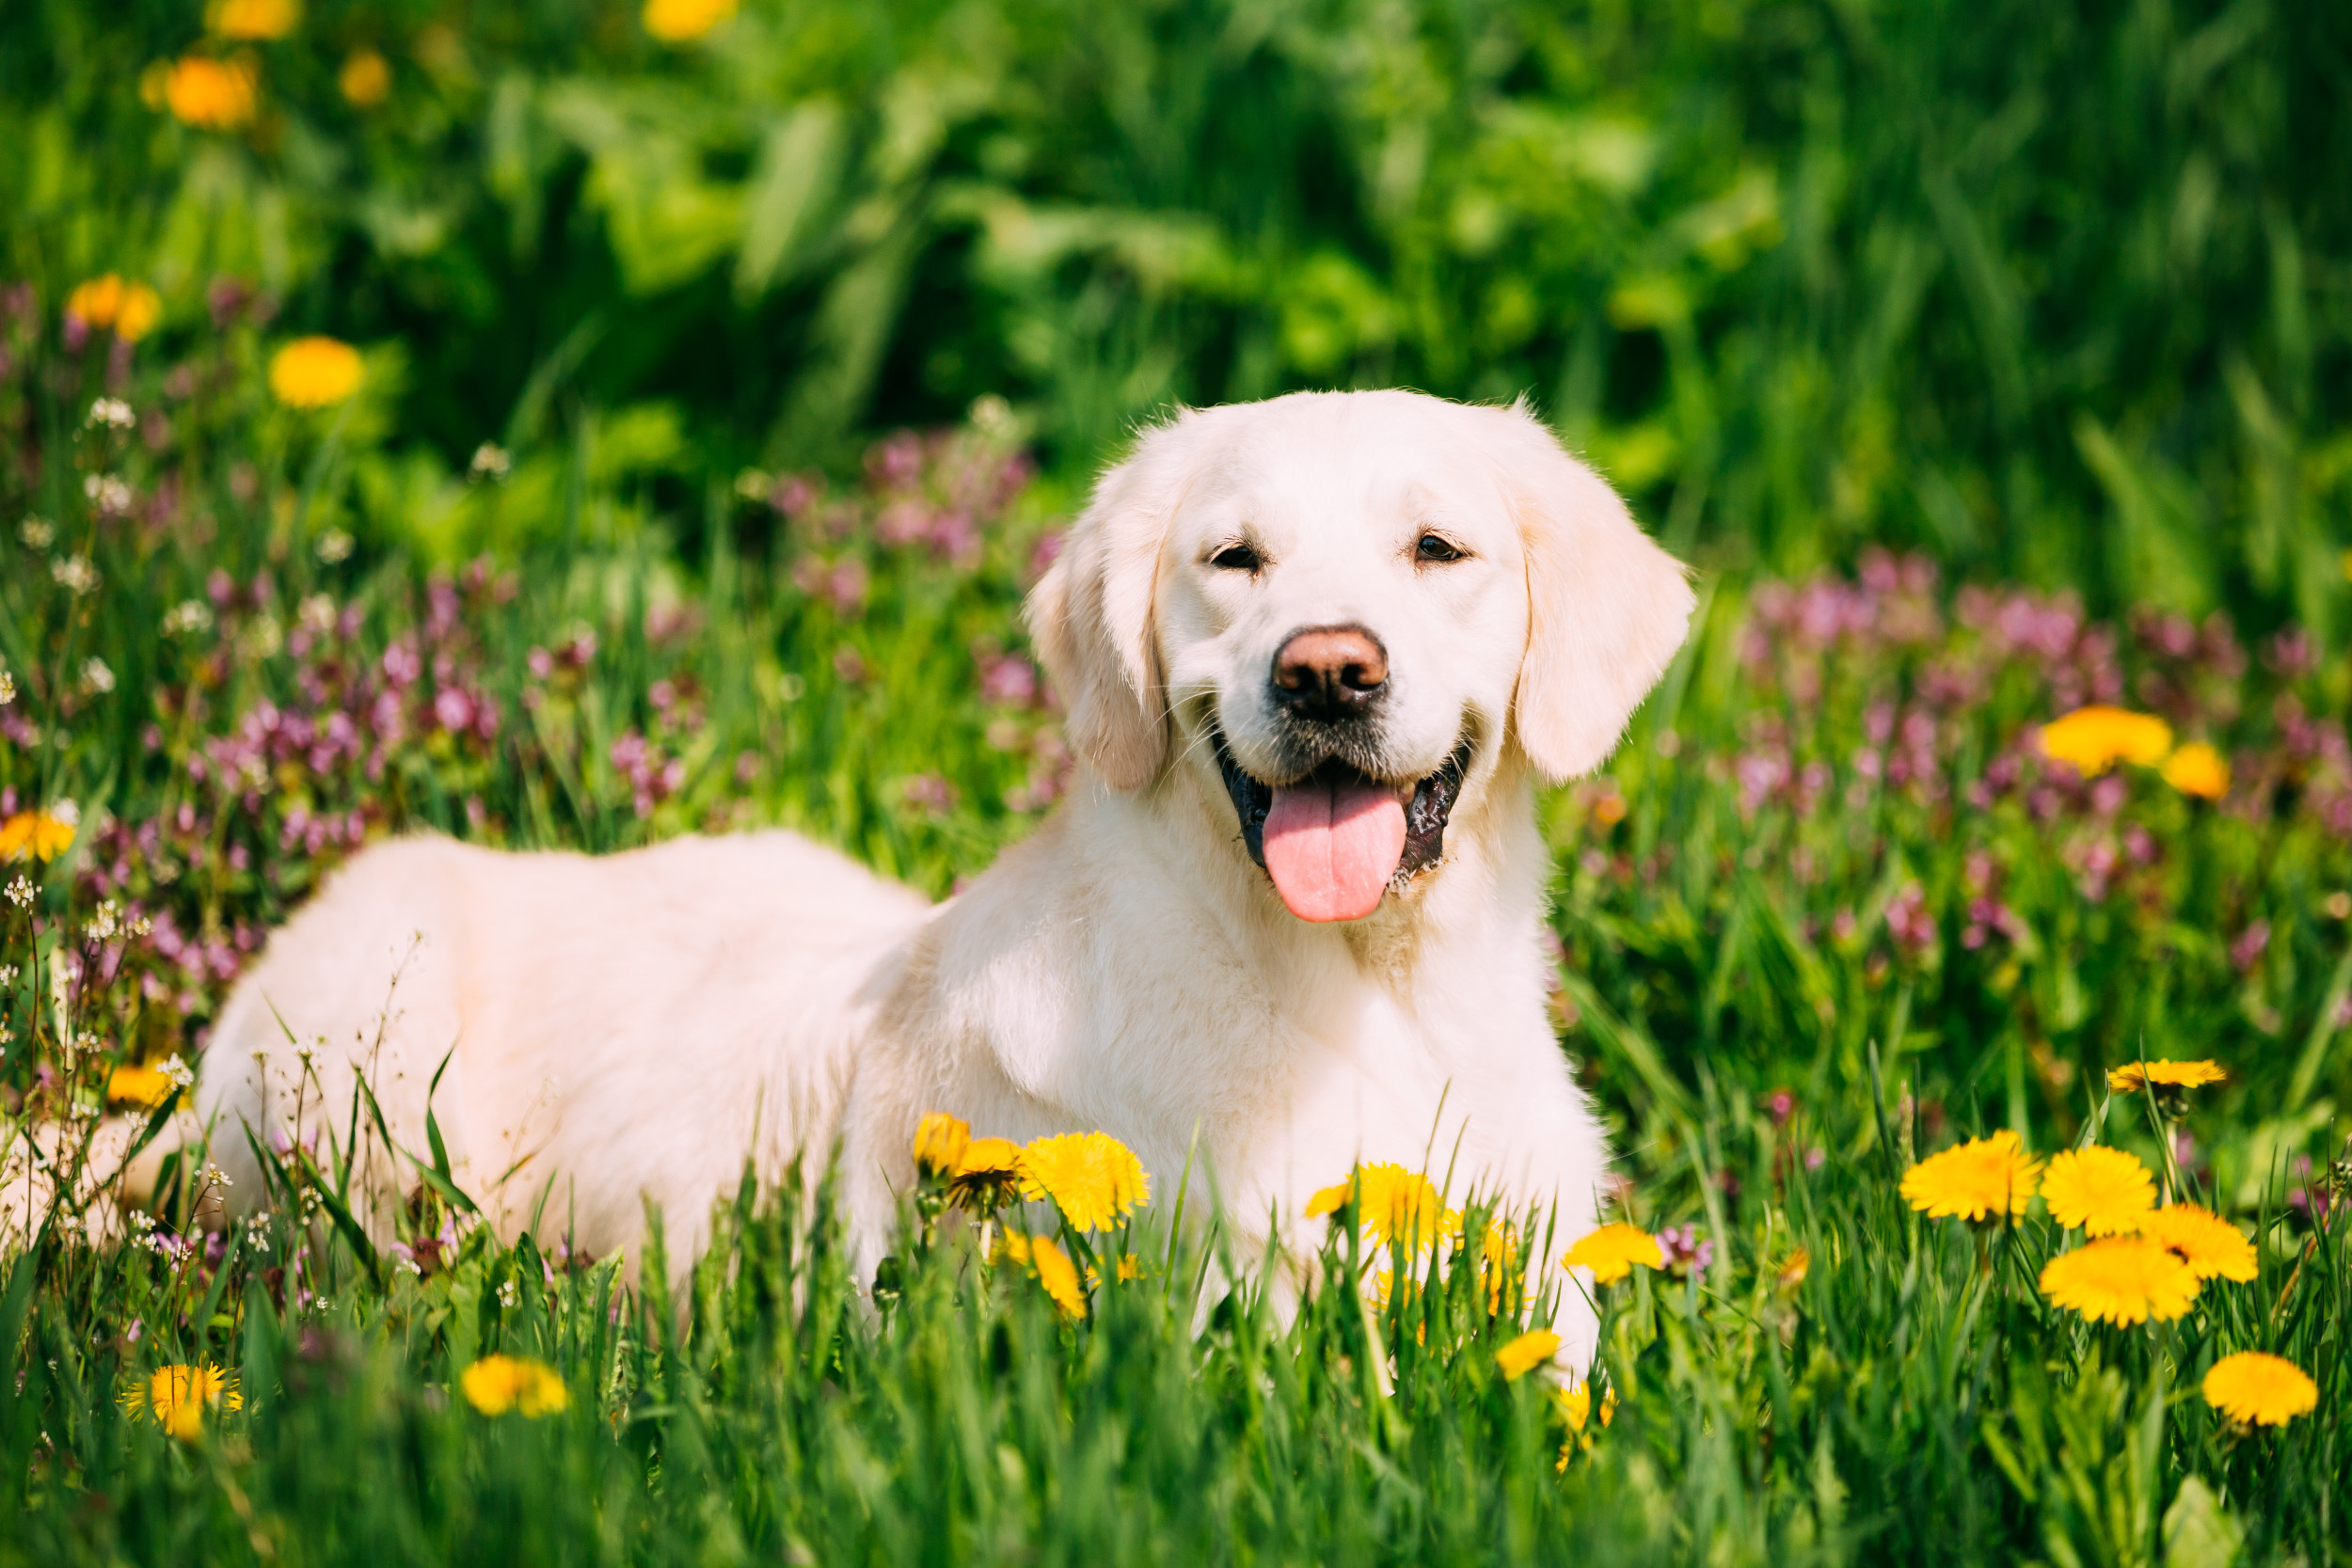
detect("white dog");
top-left (195, 389), bottom-right (1692, 1359)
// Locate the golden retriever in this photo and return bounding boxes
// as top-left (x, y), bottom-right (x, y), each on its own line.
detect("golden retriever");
top-left (194, 389), bottom-right (1692, 1359)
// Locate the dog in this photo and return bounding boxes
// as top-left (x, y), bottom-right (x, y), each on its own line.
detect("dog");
top-left (194, 389), bottom-right (1692, 1360)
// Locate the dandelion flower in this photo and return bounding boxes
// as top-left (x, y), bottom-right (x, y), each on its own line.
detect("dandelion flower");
top-left (107, 1066), bottom-right (180, 1108)
top-left (1554, 1381), bottom-right (1615, 1433)
top-left (2201, 1352), bottom-right (2318, 1428)
top-left (339, 49), bottom-right (390, 108)
top-left (121, 1363), bottom-right (239, 1440)
top-left (1552, 1381), bottom-right (1617, 1468)
top-left (1773, 1247), bottom-right (1810, 1291)
top-left (210, 0), bottom-right (300, 40)
top-left (1304, 1179), bottom-right (1354, 1218)
top-left (1480, 1222), bottom-right (1522, 1314)
top-left (910, 1111), bottom-right (970, 1179)
top-left (64, 277), bottom-right (164, 342)
top-left (1561, 1222), bottom-right (1664, 1284)
top-left (643, 0), bottom-right (737, 41)
top-left (2040, 706), bottom-right (2173, 777)
top-left (161, 55), bottom-right (260, 130)
top-left (2160, 743), bottom-right (2229, 800)
top-left (1495, 1329), bottom-right (1561, 1381)
top-left (1899, 1131), bottom-right (2042, 1222)
top-left (269, 337), bottom-right (363, 407)
top-left (2039, 1237), bottom-right (2200, 1325)
top-left (1317, 1163), bottom-right (1460, 1253)
top-left (999, 1231), bottom-right (1086, 1317)
top-left (459, 1354), bottom-right (569, 1417)
top-left (2040, 1147), bottom-right (2155, 1236)
top-left (1017, 1132), bottom-right (1149, 1232)
top-left (946, 1136), bottom-right (1023, 1213)
top-left (2137, 1204), bottom-right (2257, 1282)
top-left (2106, 1059), bottom-right (2224, 1095)
top-left (0, 809), bottom-right (76, 863)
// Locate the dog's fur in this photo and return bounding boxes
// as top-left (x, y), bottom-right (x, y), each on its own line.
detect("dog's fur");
top-left (195, 389), bottom-right (1692, 1359)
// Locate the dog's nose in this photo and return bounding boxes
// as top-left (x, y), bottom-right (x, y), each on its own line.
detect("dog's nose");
top-left (1271, 626), bottom-right (1388, 721)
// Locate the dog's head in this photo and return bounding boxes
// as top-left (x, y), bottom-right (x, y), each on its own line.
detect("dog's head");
top-left (1028, 390), bottom-right (1692, 923)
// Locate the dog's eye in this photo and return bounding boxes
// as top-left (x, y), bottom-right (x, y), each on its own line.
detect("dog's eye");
top-left (1415, 532), bottom-right (1464, 563)
top-left (1210, 543), bottom-right (1262, 572)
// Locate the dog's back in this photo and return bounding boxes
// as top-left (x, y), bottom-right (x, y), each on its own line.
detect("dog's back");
top-left (198, 830), bottom-right (929, 1258)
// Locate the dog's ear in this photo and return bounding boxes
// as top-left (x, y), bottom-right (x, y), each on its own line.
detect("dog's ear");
top-left (1483, 402), bottom-right (1695, 784)
top-left (1025, 430), bottom-right (1182, 789)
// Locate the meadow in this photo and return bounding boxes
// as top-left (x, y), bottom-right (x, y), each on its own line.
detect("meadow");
top-left (4, 0), bottom-right (2351, 1562)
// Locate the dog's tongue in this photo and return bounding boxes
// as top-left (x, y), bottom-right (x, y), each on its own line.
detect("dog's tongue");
top-left (1263, 778), bottom-right (1407, 922)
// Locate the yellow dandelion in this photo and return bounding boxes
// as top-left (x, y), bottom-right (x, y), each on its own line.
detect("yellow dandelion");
top-left (1773, 1247), bottom-right (1810, 1291)
top-left (643, 0), bottom-right (737, 42)
top-left (1017, 1132), bottom-right (1150, 1233)
top-left (1899, 1131), bottom-right (2042, 1223)
top-left (0, 809), bottom-right (76, 863)
top-left (1553, 1380), bottom-right (1615, 1433)
top-left (1560, 1222), bottom-right (1664, 1284)
top-left (946, 1135), bottom-right (1024, 1213)
top-left (113, 284), bottom-right (162, 342)
top-left (64, 277), bottom-right (161, 341)
top-left (2040, 1146), bottom-right (2155, 1236)
top-left (459, 1354), bottom-right (570, 1417)
top-left (107, 1066), bottom-right (178, 1108)
top-left (339, 49), bottom-right (391, 108)
top-left (66, 275), bottom-right (125, 330)
top-left (2040, 706), bottom-right (2173, 777)
top-left (1495, 1329), bottom-right (1561, 1382)
top-left (121, 1363), bottom-right (240, 1440)
top-left (2201, 1352), bottom-right (2318, 1428)
top-left (2038, 1237), bottom-right (2201, 1326)
top-left (999, 1230), bottom-right (1086, 1317)
top-left (1304, 1179), bottom-right (1354, 1218)
top-left (2106, 1059), bottom-right (2225, 1095)
top-left (911, 1111), bottom-right (970, 1180)
top-left (209, 0), bottom-right (300, 40)
top-left (2136, 1204), bottom-right (2257, 1282)
top-left (1114, 1253), bottom-right (1144, 1283)
top-left (161, 55), bottom-right (259, 130)
top-left (1479, 1221), bottom-right (1522, 1314)
top-left (1318, 1163), bottom-right (1460, 1253)
top-left (2159, 742), bottom-right (2229, 800)
top-left (269, 337), bottom-right (363, 408)
top-left (1551, 1381), bottom-right (1617, 1468)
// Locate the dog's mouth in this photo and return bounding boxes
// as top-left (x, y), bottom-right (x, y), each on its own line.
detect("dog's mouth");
top-left (1211, 726), bottom-right (1471, 923)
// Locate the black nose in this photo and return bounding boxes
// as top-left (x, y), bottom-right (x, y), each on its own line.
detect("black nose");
top-left (1271, 626), bottom-right (1388, 721)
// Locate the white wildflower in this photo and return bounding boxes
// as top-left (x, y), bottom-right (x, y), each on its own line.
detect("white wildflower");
top-left (239, 612), bottom-right (283, 660)
top-left (86, 900), bottom-right (119, 942)
top-left (80, 657), bottom-right (115, 695)
top-left (162, 599), bottom-right (214, 637)
top-left (203, 1163), bottom-right (234, 1191)
top-left (159, 1053), bottom-right (195, 1089)
top-left (18, 515), bottom-right (54, 548)
top-left (5, 877), bottom-right (31, 908)
top-left (468, 442), bottom-right (512, 481)
top-left (81, 474), bottom-right (132, 515)
top-left (297, 593), bottom-right (336, 634)
top-left (314, 528), bottom-right (355, 563)
top-left (498, 1277), bottom-right (519, 1308)
top-left (52, 555), bottom-right (100, 594)
top-left (87, 398), bottom-right (135, 430)
top-left (0, 963), bottom-right (16, 985)
top-left (0, 668), bottom-right (13, 705)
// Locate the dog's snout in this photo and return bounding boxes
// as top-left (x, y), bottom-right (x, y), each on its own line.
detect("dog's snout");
top-left (1271, 626), bottom-right (1388, 721)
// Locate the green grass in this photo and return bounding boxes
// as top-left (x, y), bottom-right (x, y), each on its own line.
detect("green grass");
top-left (5, 1), bottom-right (2352, 1560)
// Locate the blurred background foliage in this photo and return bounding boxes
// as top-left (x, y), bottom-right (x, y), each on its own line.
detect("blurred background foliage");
top-left (5, 0), bottom-right (2349, 635)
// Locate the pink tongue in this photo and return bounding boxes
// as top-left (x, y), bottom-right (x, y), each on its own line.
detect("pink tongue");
top-left (1263, 780), bottom-right (1407, 922)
